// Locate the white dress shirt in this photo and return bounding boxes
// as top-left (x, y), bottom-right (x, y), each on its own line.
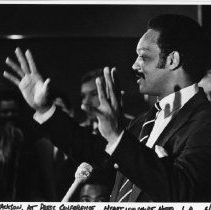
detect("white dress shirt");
top-left (146, 83), bottom-right (199, 148)
top-left (106, 83), bottom-right (199, 154)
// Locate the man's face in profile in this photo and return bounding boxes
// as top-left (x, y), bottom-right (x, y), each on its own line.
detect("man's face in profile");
top-left (81, 79), bottom-right (100, 120)
top-left (79, 184), bottom-right (109, 202)
top-left (132, 29), bottom-right (171, 98)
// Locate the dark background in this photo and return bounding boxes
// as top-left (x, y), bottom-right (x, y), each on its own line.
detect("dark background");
top-left (0, 4), bottom-right (207, 120)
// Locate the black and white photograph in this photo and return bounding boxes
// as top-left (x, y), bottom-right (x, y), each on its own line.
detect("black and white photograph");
top-left (0, 2), bottom-right (211, 203)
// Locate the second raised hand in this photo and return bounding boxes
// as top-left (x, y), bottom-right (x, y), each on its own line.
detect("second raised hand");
top-left (4, 47), bottom-right (51, 112)
top-left (94, 67), bottom-right (122, 143)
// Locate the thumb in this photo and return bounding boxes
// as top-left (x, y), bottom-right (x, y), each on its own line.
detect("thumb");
top-left (34, 78), bottom-right (51, 104)
top-left (43, 78), bottom-right (51, 91)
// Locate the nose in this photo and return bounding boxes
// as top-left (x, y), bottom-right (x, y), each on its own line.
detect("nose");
top-left (132, 58), bottom-right (140, 70)
top-left (81, 96), bottom-right (91, 111)
top-left (82, 93), bottom-right (90, 104)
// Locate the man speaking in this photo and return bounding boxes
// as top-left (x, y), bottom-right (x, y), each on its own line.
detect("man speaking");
top-left (4, 14), bottom-right (211, 201)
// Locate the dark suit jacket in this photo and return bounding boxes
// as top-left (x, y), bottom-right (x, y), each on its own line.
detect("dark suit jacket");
top-left (43, 89), bottom-right (211, 202)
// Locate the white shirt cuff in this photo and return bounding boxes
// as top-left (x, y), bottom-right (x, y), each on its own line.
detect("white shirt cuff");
top-left (105, 130), bottom-right (124, 155)
top-left (33, 105), bottom-right (56, 124)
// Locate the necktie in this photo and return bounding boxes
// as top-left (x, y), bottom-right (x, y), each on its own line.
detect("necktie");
top-left (116, 102), bottom-right (161, 202)
top-left (139, 102), bottom-right (161, 144)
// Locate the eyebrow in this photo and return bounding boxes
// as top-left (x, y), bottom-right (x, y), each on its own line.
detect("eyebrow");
top-left (136, 47), bottom-right (150, 54)
top-left (81, 89), bottom-right (97, 93)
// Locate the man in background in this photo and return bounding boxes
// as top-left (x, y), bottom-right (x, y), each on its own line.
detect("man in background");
top-left (80, 68), bottom-right (104, 133)
top-left (80, 68), bottom-right (133, 133)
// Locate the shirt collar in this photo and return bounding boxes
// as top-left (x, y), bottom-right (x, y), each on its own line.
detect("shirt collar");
top-left (158, 84), bottom-right (199, 117)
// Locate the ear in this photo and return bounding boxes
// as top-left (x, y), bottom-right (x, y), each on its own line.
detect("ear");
top-left (166, 51), bottom-right (180, 70)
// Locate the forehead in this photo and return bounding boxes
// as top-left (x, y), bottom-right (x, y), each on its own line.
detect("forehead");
top-left (81, 79), bottom-right (97, 92)
top-left (80, 184), bottom-right (105, 197)
top-left (137, 29), bottom-right (160, 53)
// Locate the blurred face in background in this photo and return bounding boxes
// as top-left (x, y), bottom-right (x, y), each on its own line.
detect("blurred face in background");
top-left (0, 98), bottom-right (22, 163)
top-left (79, 184), bottom-right (109, 202)
top-left (0, 99), bottom-right (20, 124)
top-left (81, 79), bottom-right (100, 121)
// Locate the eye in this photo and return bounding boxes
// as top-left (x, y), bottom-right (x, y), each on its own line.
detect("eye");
top-left (140, 54), bottom-right (148, 59)
top-left (137, 54), bottom-right (144, 61)
top-left (90, 90), bottom-right (98, 97)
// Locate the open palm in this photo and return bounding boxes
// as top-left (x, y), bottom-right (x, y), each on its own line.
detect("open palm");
top-left (4, 47), bottom-right (50, 111)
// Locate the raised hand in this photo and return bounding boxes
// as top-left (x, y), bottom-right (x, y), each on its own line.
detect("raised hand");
top-left (94, 67), bottom-right (123, 143)
top-left (4, 47), bottom-right (51, 112)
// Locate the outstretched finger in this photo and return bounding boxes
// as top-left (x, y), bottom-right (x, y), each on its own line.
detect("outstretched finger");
top-left (96, 77), bottom-right (108, 106)
top-left (5, 57), bottom-right (24, 78)
top-left (111, 67), bottom-right (121, 104)
top-left (3, 71), bottom-right (20, 86)
top-left (104, 67), bottom-right (118, 108)
top-left (111, 67), bottom-right (117, 86)
top-left (15, 47), bottom-right (30, 74)
top-left (103, 67), bottom-right (110, 99)
top-left (25, 49), bottom-right (38, 74)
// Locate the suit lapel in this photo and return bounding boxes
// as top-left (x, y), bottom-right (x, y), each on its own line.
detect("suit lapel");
top-left (155, 89), bottom-right (208, 147)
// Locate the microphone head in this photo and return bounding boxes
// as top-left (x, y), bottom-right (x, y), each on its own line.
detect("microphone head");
top-left (75, 162), bottom-right (93, 183)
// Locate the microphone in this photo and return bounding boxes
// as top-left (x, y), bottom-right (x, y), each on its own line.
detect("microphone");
top-left (61, 162), bottom-right (93, 202)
